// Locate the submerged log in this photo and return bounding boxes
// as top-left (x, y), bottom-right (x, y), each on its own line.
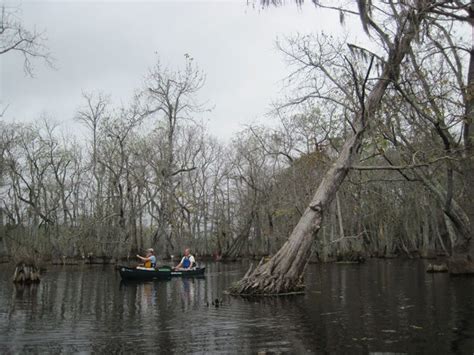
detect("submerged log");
top-left (426, 263), bottom-right (448, 273)
top-left (13, 262), bottom-right (41, 283)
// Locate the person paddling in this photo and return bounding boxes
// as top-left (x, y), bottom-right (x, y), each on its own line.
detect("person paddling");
top-left (137, 248), bottom-right (156, 268)
top-left (173, 248), bottom-right (196, 270)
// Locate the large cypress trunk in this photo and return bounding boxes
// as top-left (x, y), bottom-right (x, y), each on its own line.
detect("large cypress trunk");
top-left (228, 5), bottom-right (425, 296)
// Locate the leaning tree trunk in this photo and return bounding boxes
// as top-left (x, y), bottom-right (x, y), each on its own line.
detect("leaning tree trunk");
top-left (228, 7), bottom-right (424, 296)
top-left (228, 130), bottom-right (365, 295)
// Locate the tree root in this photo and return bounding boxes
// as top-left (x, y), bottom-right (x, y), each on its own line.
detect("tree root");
top-left (227, 261), bottom-right (306, 296)
top-left (225, 290), bottom-right (305, 297)
top-left (13, 262), bottom-right (41, 283)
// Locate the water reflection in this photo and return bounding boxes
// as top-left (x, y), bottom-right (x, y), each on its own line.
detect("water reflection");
top-left (0, 260), bottom-right (473, 353)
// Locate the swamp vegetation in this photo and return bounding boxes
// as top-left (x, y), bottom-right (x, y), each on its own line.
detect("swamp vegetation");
top-left (0, 1), bottom-right (473, 295)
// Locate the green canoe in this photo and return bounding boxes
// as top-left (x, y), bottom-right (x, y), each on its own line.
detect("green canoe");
top-left (118, 265), bottom-right (205, 281)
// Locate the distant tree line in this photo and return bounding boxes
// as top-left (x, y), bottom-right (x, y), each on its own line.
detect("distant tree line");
top-left (0, 2), bottom-right (472, 271)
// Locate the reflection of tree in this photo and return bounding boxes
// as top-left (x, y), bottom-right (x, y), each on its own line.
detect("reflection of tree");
top-left (180, 278), bottom-right (196, 309)
top-left (9, 282), bottom-right (39, 322)
top-left (2, 262), bottom-right (472, 353)
top-left (155, 281), bottom-right (176, 352)
top-left (142, 282), bottom-right (155, 308)
top-left (448, 279), bottom-right (474, 353)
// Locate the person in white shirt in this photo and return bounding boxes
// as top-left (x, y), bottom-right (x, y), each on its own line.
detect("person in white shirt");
top-left (173, 248), bottom-right (196, 270)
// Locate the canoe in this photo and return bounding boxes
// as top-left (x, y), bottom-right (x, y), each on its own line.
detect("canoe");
top-left (118, 266), bottom-right (171, 281)
top-left (118, 265), bottom-right (205, 281)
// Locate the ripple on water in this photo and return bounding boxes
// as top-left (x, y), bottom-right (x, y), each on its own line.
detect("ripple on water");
top-left (0, 260), bottom-right (473, 354)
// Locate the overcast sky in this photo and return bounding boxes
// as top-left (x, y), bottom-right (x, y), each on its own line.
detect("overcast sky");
top-left (1, 1), bottom-right (361, 140)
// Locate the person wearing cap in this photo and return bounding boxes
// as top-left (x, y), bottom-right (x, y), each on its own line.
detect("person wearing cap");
top-left (173, 248), bottom-right (196, 270)
top-left (137, 248), bottom-right (156, 268)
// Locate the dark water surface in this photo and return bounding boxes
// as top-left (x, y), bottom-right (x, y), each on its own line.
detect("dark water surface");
top-left (0, 259), bottom-right (473, 354)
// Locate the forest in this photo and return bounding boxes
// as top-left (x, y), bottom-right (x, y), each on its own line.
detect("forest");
top-left (0, 1), bottom-right (473, 295)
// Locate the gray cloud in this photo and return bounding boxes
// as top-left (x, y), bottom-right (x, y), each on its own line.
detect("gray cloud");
top-left (1, 1), bottom-right (349, 140)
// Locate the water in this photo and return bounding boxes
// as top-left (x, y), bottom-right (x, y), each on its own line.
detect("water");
top-left (0, 259), bottom-right (473, 354)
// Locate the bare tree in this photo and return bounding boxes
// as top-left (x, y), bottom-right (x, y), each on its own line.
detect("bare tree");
top-left (142, 55), bottom-right (205, 255)
top-left (0, 5), bottom-right (52, 76)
